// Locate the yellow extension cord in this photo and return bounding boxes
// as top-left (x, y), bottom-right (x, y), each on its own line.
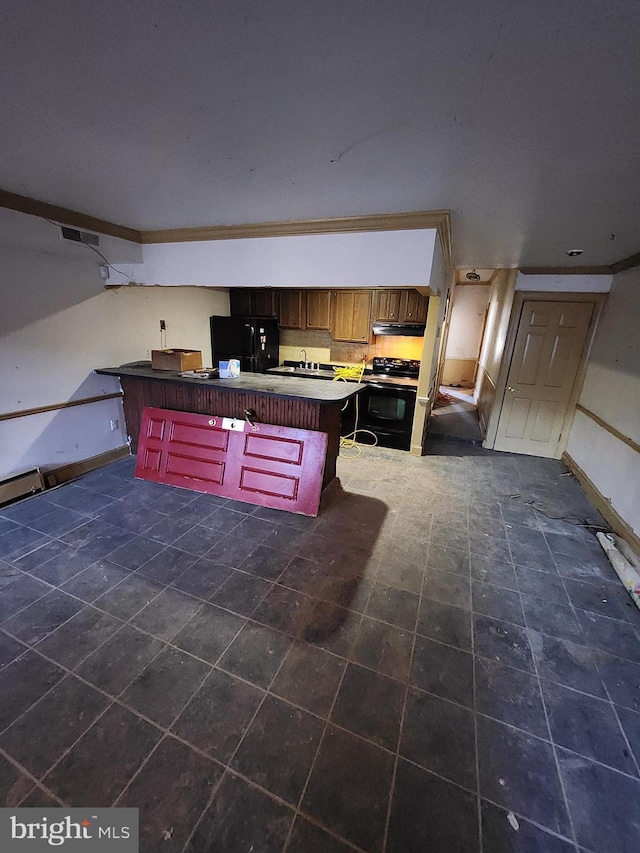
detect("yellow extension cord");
top-left (332, 363), bottom-right (378, 457)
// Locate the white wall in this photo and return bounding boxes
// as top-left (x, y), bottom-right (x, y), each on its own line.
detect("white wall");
top-left (566, 266), bottom-right (640, 537)
top-left (445, 284), bottom-right (490, 360)
top-left (516, 272), bottom-right (612, 292)
top-left (125, 229), bottom-right (437, 289)
top-left (0, 213), bottom-right (228, 479)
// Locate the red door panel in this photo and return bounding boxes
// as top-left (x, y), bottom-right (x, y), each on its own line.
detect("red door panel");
top-left (135, 407), bottom-right (328, 516)
top-left (243, 433), bottom-right (304, 465)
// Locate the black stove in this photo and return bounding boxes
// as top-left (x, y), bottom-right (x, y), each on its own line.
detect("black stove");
top-left (371, 357), bottom-right (420, 378)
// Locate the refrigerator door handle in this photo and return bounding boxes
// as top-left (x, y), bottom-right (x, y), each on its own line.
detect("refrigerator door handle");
top-left (244, 323), bottom-right (257, 359)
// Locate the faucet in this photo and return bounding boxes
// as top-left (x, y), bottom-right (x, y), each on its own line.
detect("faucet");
top-left (299, 349), bottom-right (307, 368)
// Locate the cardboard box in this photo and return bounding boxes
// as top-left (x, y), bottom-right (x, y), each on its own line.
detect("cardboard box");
top-left (151, 349), bottom-right (203, 371)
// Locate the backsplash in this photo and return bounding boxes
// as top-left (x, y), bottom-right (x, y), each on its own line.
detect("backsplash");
top-left (280, 329), bottom-right (424, 366)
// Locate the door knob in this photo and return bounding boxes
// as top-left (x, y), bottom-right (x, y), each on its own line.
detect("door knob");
top-left (507, 386), bottom-right (520, 393)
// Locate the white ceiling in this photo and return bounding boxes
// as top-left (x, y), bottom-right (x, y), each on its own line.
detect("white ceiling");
top-left (2, 1), bottom-right (639, 268)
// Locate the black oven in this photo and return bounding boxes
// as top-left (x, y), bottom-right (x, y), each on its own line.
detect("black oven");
top-left (342, 383), bottom-right (417, 451)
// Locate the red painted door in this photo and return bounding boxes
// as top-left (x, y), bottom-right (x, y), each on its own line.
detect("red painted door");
top-left (134, 407), bottom-right (328, 516)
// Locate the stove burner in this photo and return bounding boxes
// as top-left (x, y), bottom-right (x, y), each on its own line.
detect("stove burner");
top-left (371, 357), bottom-right (420, 378)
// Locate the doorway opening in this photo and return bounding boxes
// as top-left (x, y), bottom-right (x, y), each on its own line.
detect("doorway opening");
top-left (428, 269), bottom-right (492, 443)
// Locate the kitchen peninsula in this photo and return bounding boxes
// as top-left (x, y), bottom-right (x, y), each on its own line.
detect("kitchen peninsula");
top-left (96, 363), bottom-right (365, 487)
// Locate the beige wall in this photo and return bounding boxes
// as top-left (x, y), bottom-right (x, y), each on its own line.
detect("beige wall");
top-left (442, 283), bottom-right (490, 386)
top-left (0, 241), bottom-right (227, 479)
top-left (475, 269), bottom-right (517, 438)
top-left (566, 267), bottom-right (640, 539)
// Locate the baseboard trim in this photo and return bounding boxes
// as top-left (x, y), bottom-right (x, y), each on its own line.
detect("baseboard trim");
top-left (45, 446), bottom-right (131, 488)
top-left (562, 451), bottom-right (640, 553)
top-left (0, 469), bottom-right (45, 506)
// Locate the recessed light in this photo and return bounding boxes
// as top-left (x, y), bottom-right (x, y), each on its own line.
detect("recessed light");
top-left (566, 249), bottom-right (583, 257)
top-left (465, 269), bottom-right (481, 281)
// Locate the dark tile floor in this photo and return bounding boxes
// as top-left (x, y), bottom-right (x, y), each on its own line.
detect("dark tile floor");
top-left (1, 442), bottom-right (640, 852)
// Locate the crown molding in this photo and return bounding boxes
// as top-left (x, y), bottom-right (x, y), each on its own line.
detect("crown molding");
top-left (139, 209), bottom-right (450, 246)
top-left (610, 251), bottom-right (640, 275)
top-left (1, 187), bottom-right (634, 275)
top-left (0, 189), bottom-right (142, 243)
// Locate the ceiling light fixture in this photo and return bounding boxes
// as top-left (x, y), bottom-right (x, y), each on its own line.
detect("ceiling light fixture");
top-left (465, 269), bottom-right (481, 281)
top-left (566, 249), bottom-right (584, 257)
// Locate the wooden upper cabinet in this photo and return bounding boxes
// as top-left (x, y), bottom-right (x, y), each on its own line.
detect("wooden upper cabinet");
top-left (373, 289), bottom-right (428, 323)
top-left (278, 290), bottom-right (306, 329)
top-left (229, 288), bottom-right (253, 316)
top-left (331, 290), bottom-right (372, 342)
top-left (374, 290), bottom-right (402, 321)
top-left (402, 289), bottom-right (428, 323)
top-left (229, 288), bottom-right (278, 317)
top-left (306, 290), bottom-right (331, 330)
top-left (252, 289), bottom-right (278, 317)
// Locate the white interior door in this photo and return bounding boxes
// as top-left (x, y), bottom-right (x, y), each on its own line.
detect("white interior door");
top-left (494, 300), bottom-right (594, 457)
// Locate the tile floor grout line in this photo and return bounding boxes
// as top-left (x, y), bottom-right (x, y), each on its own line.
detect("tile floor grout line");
top-left (110, 603), bottom-right (251, 817)
top-left (549, 550), bottom-right (640, 785)
top-left (603, 686), bottom-right (640, 778)
top-left (178, 623), bottom-right (296, 853)
top-left (380, 561), bottom-right (422, 853)
top-left (467, 531), bottom-right (484, 853)
top-left (283, 588), bottom-right (372, 853)
top-left (511, 535), bottom-right (581, 850)
top-left (0, 745), bottom-right (68, 808)
top-left (14, 699), bottom-right (117, 801)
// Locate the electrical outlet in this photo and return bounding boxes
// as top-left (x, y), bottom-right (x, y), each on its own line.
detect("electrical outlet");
top-left (160, 320), bottom-right (166, 331)
top-left (110, 419), bottom-right (119, 431)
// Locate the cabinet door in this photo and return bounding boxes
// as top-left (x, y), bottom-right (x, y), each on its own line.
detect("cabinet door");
top-left (253, 289), bottom-right (278, 318)
top-left (229, 288), bottom-right (253, 316)
top-left (402, 290), bottom-right (428, 322)
top-left (374, 290), bottom-right (402, 321)
top-left (278, 289), bottom-right (306, 329)
top-left (330, 291), bottom-right (353, 341)
top-left (306, 290), bottom-right (331, 330)
top-left (331, 290), bottom-right (372, 342)
top-left (352, 291), bottom-right (373, 342)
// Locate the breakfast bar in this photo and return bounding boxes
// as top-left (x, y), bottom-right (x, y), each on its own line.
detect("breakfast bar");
top-left (96, 363), bottom-right (365, 488)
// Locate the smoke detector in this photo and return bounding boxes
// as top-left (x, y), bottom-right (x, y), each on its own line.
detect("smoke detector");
top-left (465, 269), bottom-right (481, 281)
top-left (566, 249), bottom-right (583, 257)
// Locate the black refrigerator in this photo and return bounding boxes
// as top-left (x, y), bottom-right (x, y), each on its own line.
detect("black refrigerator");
top-left (210, 316), bottom-right (280, 373)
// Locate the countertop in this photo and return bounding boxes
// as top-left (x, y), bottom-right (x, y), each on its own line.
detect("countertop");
top-left (95, 363), bottom-right (366, 403)
top-left (267, 365), bottom-right (419, 390)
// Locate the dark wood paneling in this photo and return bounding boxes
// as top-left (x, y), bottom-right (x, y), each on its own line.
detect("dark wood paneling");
top-left (120, 376), bottom-right (338, 486)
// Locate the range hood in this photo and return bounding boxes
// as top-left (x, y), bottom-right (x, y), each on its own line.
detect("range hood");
top-left (372, 321), bottom-right (426, 337)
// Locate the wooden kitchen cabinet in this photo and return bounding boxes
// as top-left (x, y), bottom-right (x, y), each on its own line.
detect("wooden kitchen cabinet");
top-left (373, 289), bottom-right (428, 323)
top-left (229, 288), bottom-right (253, 316)
top-left (331, 290), bottom-right (372, 342)
top-left (229, 288), bottom-right (278, 317)
top-left (278, 289), bottom-right (306, 329)
top-left (252, 289), bottom-right (278, 317)
top-left (306, 290), bottom-right (331, 330)
top-left (373, 290), bottom-right (402, 321)
top-left (402, 289), bottom-right (428, 322)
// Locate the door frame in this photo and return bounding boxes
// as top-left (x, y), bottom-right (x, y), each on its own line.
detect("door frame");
top-left (484, 291), bottom-right (607, 456)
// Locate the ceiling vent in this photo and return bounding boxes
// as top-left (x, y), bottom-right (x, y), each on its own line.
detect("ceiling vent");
top-left (60, 226), bottom-right (100, 247)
